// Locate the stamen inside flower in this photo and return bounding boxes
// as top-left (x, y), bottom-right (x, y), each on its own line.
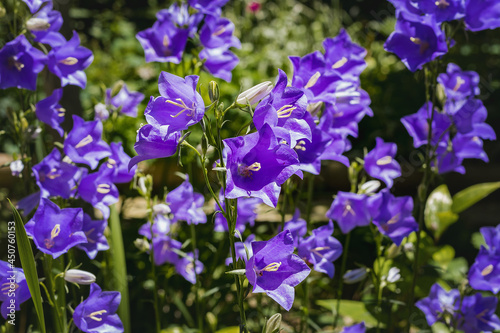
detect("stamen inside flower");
top-left (88, 310), bottom-right (107, 322)
top-left (44, 224), bottom-right (61, 249)
top-left (410, 37), bottom-right (430, 55)
top-left (107, 158), bottom-right (117, 169)
top-left (332, 57), bottom-right (348, 69)
top-left (304, 71), bottom-right (321, 89)
top-left (57, 107), bottom-right (66, 117)
top-left (342, 202), bottom-right (356, 217)
top-left (435, 0), bottom-right (450, 8)
top-left (276, 105), bottom-right (296, 118)
top-left (75, 134), bottom-right (94, 149)
top-left (387, 213), bottom-right (400, 225)
top-left (166, 98), bottom-right (196, 118)
top-left (453, 76), bottom-right (465, 92)
top-left (47, 168), bottom-right (61, 180)
top-left (97, 184), bottom-right (111, 194)
top-left (376, 156), bottom-right (393, 166)
top-left (59, 57), bottom-right (78, 66)
top-left (1, 282), bottom-right (19, 295)
top-left (481, 264), bottom-right (494, 276)
top-left (237, 162), bottom-right (261, 178)
top-left (163, 35), bottom-right (170, 48)
top-left (85, 228), bottom-right (96, 243)
top-left (294, 140), bottom-right (307, 151)
top-left (8, 56), bottom-right (25, 71)
top-left (212, 26), bottom-right (226, 36)
top-left (311, 246), bottom-right (331, 259)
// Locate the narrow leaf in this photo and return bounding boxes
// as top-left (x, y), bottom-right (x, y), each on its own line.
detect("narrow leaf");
top-left (451, 181), bottom-right (500, 214)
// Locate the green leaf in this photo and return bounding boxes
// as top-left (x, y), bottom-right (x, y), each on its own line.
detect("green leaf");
top-left (451, 181), bottom-right (500, 214)
top-left (471, 232), bottom-right (486, 250)
top-left (316, 299), bottom-right (378, 327)
top-left (215, 327), bottom-right (239, 333)
top-left (431, 245), bottom-right (455, 271)
top-left (9, 199), bottom-right (46, 333)
top-left (424, 185), bottom-right (458, 240)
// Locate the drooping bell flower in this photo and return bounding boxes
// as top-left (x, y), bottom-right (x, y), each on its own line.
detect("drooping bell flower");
top-left (223, 124), bottom-right (300, 207)
top-left (445, 98), bottom-right (487, 135)
top-left (100, 142), bottom-right (136, 184)
top-left (438, 63), bottom-right (480, 102)
top-left (73, 283), bottom-right (123, 333)
top-left (282, 209), bottom-right (307, 247)
top-left (415, 283), bottom-right (461, 327)
top-left (152, 236), bottom-right (182, 266)
top-left (384, 12), bottom-right (448, 72)
top-left (0, 35), bottom-right (46, 90)
top-left (245, 230), bottom-right (311, 311)
top-left (464, 0), bottom-right (500, 31)
top-left (77, 214), bottom-right (109, 260)
top-left (417, 0), bottom-right (465, 22)
top-left (32, 148), bottom-right (83, 199)
top-left (105, 83), bottom-right (144, 118)
top-left (175, 251), bottom-right (204, 284)
top-left (199, 15), bottom-right (241, 50)
top-left (25, 198), bottom-right (86, 258)
top-left (22, 0), bottom-right (50, 13)
top-left (166, 175), bottom-right (206, 225)
top-left (145, 72), bottom-right (205, 132)
top-left (459, 293), bottom-right (500, 333)
top-left (297, 221), bottom-right (343, 278)
top-left (128, 124), bottom-right (181, 169)
top-left (64, 115), bottom-right (111, 170)
top-left (371, 189), bottom-right (418, 246)
top-left (364, 138), bottom-right (401, 188)
top-left (28, 3), bottom-right (64, 47)
top-left (47, 31), bottom-right (93, 88)
top-left (0, 261), bottom-right (31, 320)
top-left (78, 168), bottom-right (119, 220)
top-left (214, 192), bottom-right (261, 233)
top-left (199, 47), bottom-right (239, 82)
top-left (35, 88), bottom-right (65, 136)
top-left (188, 0), bottom-right (230, 16)
top-left (225, 234), bottom-right (255, 265)
top-left (326, 191), bottom-right (381, 234)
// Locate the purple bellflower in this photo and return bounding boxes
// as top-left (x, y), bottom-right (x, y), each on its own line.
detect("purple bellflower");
top-left (283, 209), bottom-right (307, 247)
top-left (468, 225), bottom-right (500, 294)
top-left (199, 47), bottom-right (239, 82)
top-left (188, 0), bottom-right (230, 16)
top-left (384, 12), bottom-right (448, 72)
top-left (0, 261), bottom-right (31, 319)
top-left (214, 193), bottom-right (261, 233)
top-left (100, 142), bottom-right (136, 184)
top-left (199, 15), bottom-right (241, 50)
top-left (0, 35), bottom-right (46, 90)
top-left (438, 63), bottom-right (480, 101)
top-left (166, 176), bottom-right (207, 225)
top-left (418, 0), bottom-right (465, 22)
top-left (371, 189), bottom-right (418, 246)
top-left (128, 124), bottom-right (181, 169)
top-left (145, 72), bottom-right (205, 132)
top-left (64, 115), bottom-right (111, 170)
top-left (222, 124), bottom-right (300, 207)
top-left (22, 0), bottom-right (50, 13)
top-left (35, 88), bottom-right (65, 136)
top-left (78, 168), bottom-right (119, 220)
top-left (226, 234), bottom-right (255, 265)
top-left (326, 191), bottom-right (381, 234)
top-left (416, 283), bottom-right (461, 326)
top-left (32, 148), bottom-right (82, 199)
top-left (105, 83), bottom-right (144, 118)
top-left (341, 322), bottom-right (366, 333)
top-left (297, 221), bottom-right (343, 278)
top-left (156, 3), bottom-right (203, 38)
top-left (364, 138), bottom-right (401, 188)
top-left (459, 293), bottom-right (500, 333)
top-left (29, 3), bottom-right (64, 46)
top-left (175, 251), bottom-right (204, 284)
top-left (465, 0), bottom-right (500, 31)
top-left (25, 198), bottom-right (86, 258)
top-left (77, 214), bottom-right (109, 260)
top-left (47, 31), bottom-right (93, 88)
top-left (73, 283), bottom-right (123, 333)
top-left (152, 236), bottom-right (182, 266)
top-left (245, 230), bottom-right (311, 311)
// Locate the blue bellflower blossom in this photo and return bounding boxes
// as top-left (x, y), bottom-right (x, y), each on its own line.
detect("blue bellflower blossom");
top-left (64, 115), bottom-right (111, 170)
top-left (464, 0), bottom-right (500, 31)
top-left (0, 261), bottom-right (31, 319)
top-left (175, 251), bottom-right (204, 284)
top-left (152, 236), bottom-right (182, 266)
top-left (22, 0), bottom-right (50, 13)
top-left (468, 225), bottom-right (500, 294)
top-left (388, 0), bottom-right (423, 16)
top-left (78, 168), bottom-right (119, 220)
top-left (438, 63), bottom-right (480, 101)
top-left (459, 293), bottom-right (500, 333)
top-left (156, 3), bottom-right (203, 38)
top-left (246, 230), bottom-right (311, 311)
top-left (25, 198), bottom-right (86, 258)
top-left (341, 322), bottom-right (366, 333)
top-left (283, 209), bottom-right (307, 247)
top-left (73, 283), bottom-right (123, 333)
top-left (188, 0), bottom-right (230, 16)
top-left (100, 142), bottom-right (136, 184)
top-left (199, 47), bottom-right (239, 82)
top-left (199, 15), bottom-right (241, 50)
top-left (145, 72), bottom-right (205, 132)
top-left (364, 138), bottom-right (402, 188)
top-left (417, 0), bottom-right (465, 22)
top-left (416, 283), bottom-right (461, 326)
top-left (214, 193), bottom-right (261, 233)
top-left (35, 88), bottom-right (65, 136)
top-left (77, 214), bottom-right (109, 260)
top-left (166, 175), bottom-right (207, 225)
top-left (0, 35), bottom-right (46, 90)
top-left (29, 3), bottom-right (64, 46)
top-left (105, 83), bottom-right (145, 118)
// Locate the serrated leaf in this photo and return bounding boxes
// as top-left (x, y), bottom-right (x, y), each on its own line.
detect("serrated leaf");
top-left (316, 299), bottom-right (378, 327)
top-left (424, 185), bottom-right (458, 240)
top-left (451, 181), bottom-right (500, 214)
top-left (9, 199), bottom-right (46, 333)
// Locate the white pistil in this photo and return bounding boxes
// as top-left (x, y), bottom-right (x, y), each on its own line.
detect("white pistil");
top-left (304, 71), bottom-right (321, 89)
top-left (107, 158), bottom-right (117, 169)
top-left (75, 134), bottom-right (93, 149)
top-left (166, 98), bottom-right (196, 118)
top-left (332, 57), bottom-right (348, 69)
top-left (276, 105), bottom-right (296, 118)
top-left (163, 35), bottom-right (170, 48)
top-left (212, 26), bottom-right (226, 36)
top-left (47, 168), bottom-right (61, 180)
top-left (387, 213), bottom-right (400, 225)
top-left (238, 162), bottom-right (262, 178)
top-left (410, 37), bottom-right (429, 54)
top-left (342, 202), bottom-right (355, 217)
top-left (294, 140), bottom-right (307, 151)
top-left (57, 107), bottom-right (66, 117)
top-left (481, 264), bottom-right (494, 276)
top-left (9, 56), bottom-right (24, 71)
top-left (88, 310), bottom-right (107, 321)
top-left (44, 224), bottom-right (61, 249)
top-left (376, 156), bottom-right (393, 166)
top-left (59, 57), bottom-right (78, 65)
top-left (453, 76), bottom-right (466, 92)
top-left (97, 184), bottom-right (111, 194)
top-left (2, 282), bottom-right (19, 295)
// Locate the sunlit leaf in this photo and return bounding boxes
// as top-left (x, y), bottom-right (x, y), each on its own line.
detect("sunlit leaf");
top-left (451, 181), bottom-right (500, 214)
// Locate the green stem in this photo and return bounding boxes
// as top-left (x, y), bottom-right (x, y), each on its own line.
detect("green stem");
top-left (42, 255), bottom-right (64, 333)
top-left (190, 224), bottom-right (203, 332)
top-left (334, 232), bottom-right (351, 328)
top-left (146, 196), bottom-right (161, 333)
top-left (54, 257), bottom-right (67, 332)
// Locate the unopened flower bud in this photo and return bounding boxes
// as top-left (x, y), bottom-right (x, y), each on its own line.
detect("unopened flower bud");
top-left (10, 160), bottom-right (24, 177)
top-left (385, 267), bottom-right (401, 283)
top-left (94, 103), bottom-right (109, 121)
top-left (359, 180), bottom-right (381, 194)
top-left (26, 18), bottom-right (51, 31)
top-left (343, 267), bottom-right (368, 284)
top-left (64, 269), bottom-right (96, 285)
top-left (208, 81), bottom-right (219, 102)
top-left (153, 203), bottom-right (171, 215)
top-left (236, 81), bottom-right (273, 106)
top-left (134, 238), bottom-right (150, 252)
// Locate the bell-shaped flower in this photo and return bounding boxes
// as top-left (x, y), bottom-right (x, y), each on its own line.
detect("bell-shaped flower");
top-left (78, 168), bottom-right (119, 220)
top-left (326, 191), bottom-right (381, 234)
top-left (35, 88), bottom-right (65, 136)
top-left (0, 261), bottom-right (31, 319)
top-left (464, 0), bottom-right (500, 31)
top-left (100, 142), bottom-right (136, 184)
top-left (77, 214), bottom-right (109, 260)
top-left (145, 72), bottom-right (205, 132)
top-left (417, 0), bottom-right (465, 22)
top-left (297, 221), bottom-right (343, 278)
top-left (64, 115), bottom-right (111, 170)
top-left (29, 3), bottom-right (64, 46)
top-left (364, 138), bottom-right (401, 188)
top-left (245, 230), bottom-right (311, 311)
top-left (371, 189), bottom-right (418, 246)
top-left (166, 176), bottom-right (206, 225)
top-left (47, 31), bottom-right (93, 88)
top-left (152, 236), bottom-right (182, 266)
top-left (199, 47), bottom-right (239, 82)
top-left (384, 12), bottom-right (448, 72)
top-left (25, 198), bottom-right (86, 258)
top-left (156, 3), bottom-right (202, 38)
top-left (214, 192), bottom-right (261, 233)
top-left (175, 251), bottom-right (204, 284)
top-left (73, 283), bottom-right (123, 333)
top-left (445, 98), bottom-right (488, 135)
top-left (22, 0), bottom-right (50, 13)
top-left (128, 124), bottom-right (181, 169)
top-left (459, 293), bottom-right (500, 333)
top-left (32, 148), bottom-right (82, 199)
top-left (415, 283), bottom-right (461, 327)
top-left (468, 248), bottom-right (500, 294)
top-left (438, 63), bottom-right (480, 101)
top-left (0, 35), bottom-right (46, 90)
top-left (223, 124), bottom-right (300, 207)
top-left (105, 83), bottom-right (144, 118)
top-left (199, 15), bottom-right (241, 50)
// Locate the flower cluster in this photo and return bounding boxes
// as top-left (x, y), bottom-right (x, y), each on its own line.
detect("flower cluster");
top-left (468, 225), bottom-right (500, 294)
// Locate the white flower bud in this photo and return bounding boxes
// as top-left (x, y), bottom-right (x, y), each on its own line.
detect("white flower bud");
top-left (386, 267), bottom-right (401, 283)
top-left (10, 160), bottom-right (24, 177)
top-left (343, 267), bottom-right (368, 284)
top-left (26, 18), bottom-right (51, 31)
top-left (134, 238), bottom-right (150, 252)
top-left (153, 203), bottom-right (171, 215)
top-left (64, 269), bottom-right (96, 285)
top-left (359, 180), bottom-right (381, 194)
top-left (236, 81), bottom-right (273, 106)
top-left (94, 103), bottom-right (109, 121)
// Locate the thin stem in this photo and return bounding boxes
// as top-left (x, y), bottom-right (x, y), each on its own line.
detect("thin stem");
top-left (42, 255), bottom-right (65, 333)
top-left (334, 232), bottom-right (351, 328)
